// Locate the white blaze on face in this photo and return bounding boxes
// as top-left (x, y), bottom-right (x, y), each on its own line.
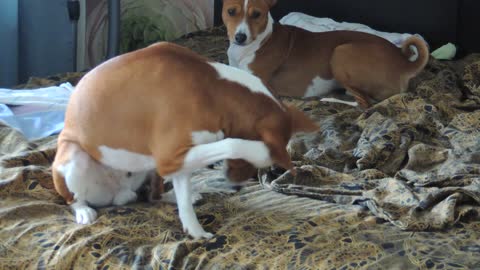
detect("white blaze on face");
top-left (234, 0), bottom-right (251, 44)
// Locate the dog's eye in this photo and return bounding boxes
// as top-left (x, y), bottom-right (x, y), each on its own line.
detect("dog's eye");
top-left (228, 8), bottom-right (236, 16)
top-left (251, 11), bottom-right (261, 19)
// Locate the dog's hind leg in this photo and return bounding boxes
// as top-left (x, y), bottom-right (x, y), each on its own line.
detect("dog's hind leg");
top-left (343, 86), bottom-right (371, 109)
top-left (53, 141), bottom-right (99, 224)
top-left (53, 140), bottom-right (119, 224)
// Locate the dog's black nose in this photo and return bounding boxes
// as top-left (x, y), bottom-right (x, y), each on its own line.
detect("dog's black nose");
top-left (235, 33), bottom-right (247, 44)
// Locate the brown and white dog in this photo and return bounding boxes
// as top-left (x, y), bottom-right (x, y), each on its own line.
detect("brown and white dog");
top-left (52, 42), bottom-right (317, 239)
top-left (222, 0), bottom-right (430, 108)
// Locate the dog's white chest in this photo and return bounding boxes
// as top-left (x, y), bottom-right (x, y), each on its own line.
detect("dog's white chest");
top-left (227, 45), bottom-right (256, 73)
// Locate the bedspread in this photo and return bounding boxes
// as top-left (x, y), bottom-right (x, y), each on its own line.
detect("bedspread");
top-left (1, 26), bottom-right (480, 269)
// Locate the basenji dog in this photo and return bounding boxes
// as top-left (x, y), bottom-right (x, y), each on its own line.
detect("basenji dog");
top-left (52, 42), bottom-right (317, 239)
top-left (222, 0), bottom-right (430, 108)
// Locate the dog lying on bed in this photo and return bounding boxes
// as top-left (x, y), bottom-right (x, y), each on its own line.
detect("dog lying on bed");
top-left (222, 0), bottom-right (430, 108)
top-left (52, 42), bottom-right (317, 239)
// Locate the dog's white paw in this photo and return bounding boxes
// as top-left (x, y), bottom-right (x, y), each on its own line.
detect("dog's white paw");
top-left (74, 206), bottom-right (97, 225)
top-left (184, 226), bottom-right (214, 240)
top-left (181, 215), bottom-right (213, 240)
top-left (320, 97), bottom-right (358, 107)
top-left (113, 189), bottom-right (137, 206)
top-left (198, 232), bottom-right (214, 240)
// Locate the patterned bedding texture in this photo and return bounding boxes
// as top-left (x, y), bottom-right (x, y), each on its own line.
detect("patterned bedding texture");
top-left (1, 26), bottom-right (480, 269)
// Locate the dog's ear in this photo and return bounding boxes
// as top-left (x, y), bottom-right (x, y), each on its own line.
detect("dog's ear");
top-left (264, 0), bottom-right (278, 8)
top-left (287, 105), bottom-right (319, 134)
top-left (260, 129), bottom-right (293, 172)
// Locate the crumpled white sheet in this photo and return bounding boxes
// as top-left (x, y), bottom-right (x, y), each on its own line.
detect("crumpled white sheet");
top-left (0, 83), bottom-right (74, 141)
top-left (279, 12), bottom-right (428, 48)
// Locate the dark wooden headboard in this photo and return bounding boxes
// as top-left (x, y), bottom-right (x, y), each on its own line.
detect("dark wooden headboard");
top-left (214, 0), bottom-right (480, 56)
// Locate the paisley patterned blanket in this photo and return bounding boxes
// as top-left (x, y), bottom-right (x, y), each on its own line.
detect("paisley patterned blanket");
top-left (260, 53), bottom-right (480, 232)
top-left (1, 27), bottom-right (479, 269)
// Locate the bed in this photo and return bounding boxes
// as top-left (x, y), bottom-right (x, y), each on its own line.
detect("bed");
top-left (1, 25), bottom-right (480, 269)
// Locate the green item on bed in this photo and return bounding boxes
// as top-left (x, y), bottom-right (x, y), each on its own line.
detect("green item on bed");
top-left (431, 42), bottom-right (457, 60)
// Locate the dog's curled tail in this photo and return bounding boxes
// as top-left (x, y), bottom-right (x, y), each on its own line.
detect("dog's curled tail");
top-left (401, 35), bottom-right (430, 76)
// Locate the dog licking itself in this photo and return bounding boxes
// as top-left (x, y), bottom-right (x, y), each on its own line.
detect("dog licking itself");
top-left (52, 42), bottom-right (318, 239)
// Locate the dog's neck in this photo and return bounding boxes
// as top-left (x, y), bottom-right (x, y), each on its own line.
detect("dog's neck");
top-left (227, 13), bottom-right (274, 72)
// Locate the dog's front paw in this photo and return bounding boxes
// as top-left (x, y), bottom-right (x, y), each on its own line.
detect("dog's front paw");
top-left (74, 206), bottom-right (97, 225)
top-left (199, 232), bottom-right (214, 239)
top-left (182, 221), bottom-right (214, 240)
top-left (185, 227), bottom-right (214, 240)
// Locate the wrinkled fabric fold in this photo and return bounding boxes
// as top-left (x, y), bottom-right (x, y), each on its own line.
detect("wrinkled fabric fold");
top-left (260, 54), bottom-right (480, 231)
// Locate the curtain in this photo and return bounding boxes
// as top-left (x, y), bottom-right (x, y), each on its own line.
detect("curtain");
top-left (0, 1), bottom-right (19, 87)
top-left (0, 0), bottom-right (75, 87)
top-left (83, 0), bottom-right (214, 69)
